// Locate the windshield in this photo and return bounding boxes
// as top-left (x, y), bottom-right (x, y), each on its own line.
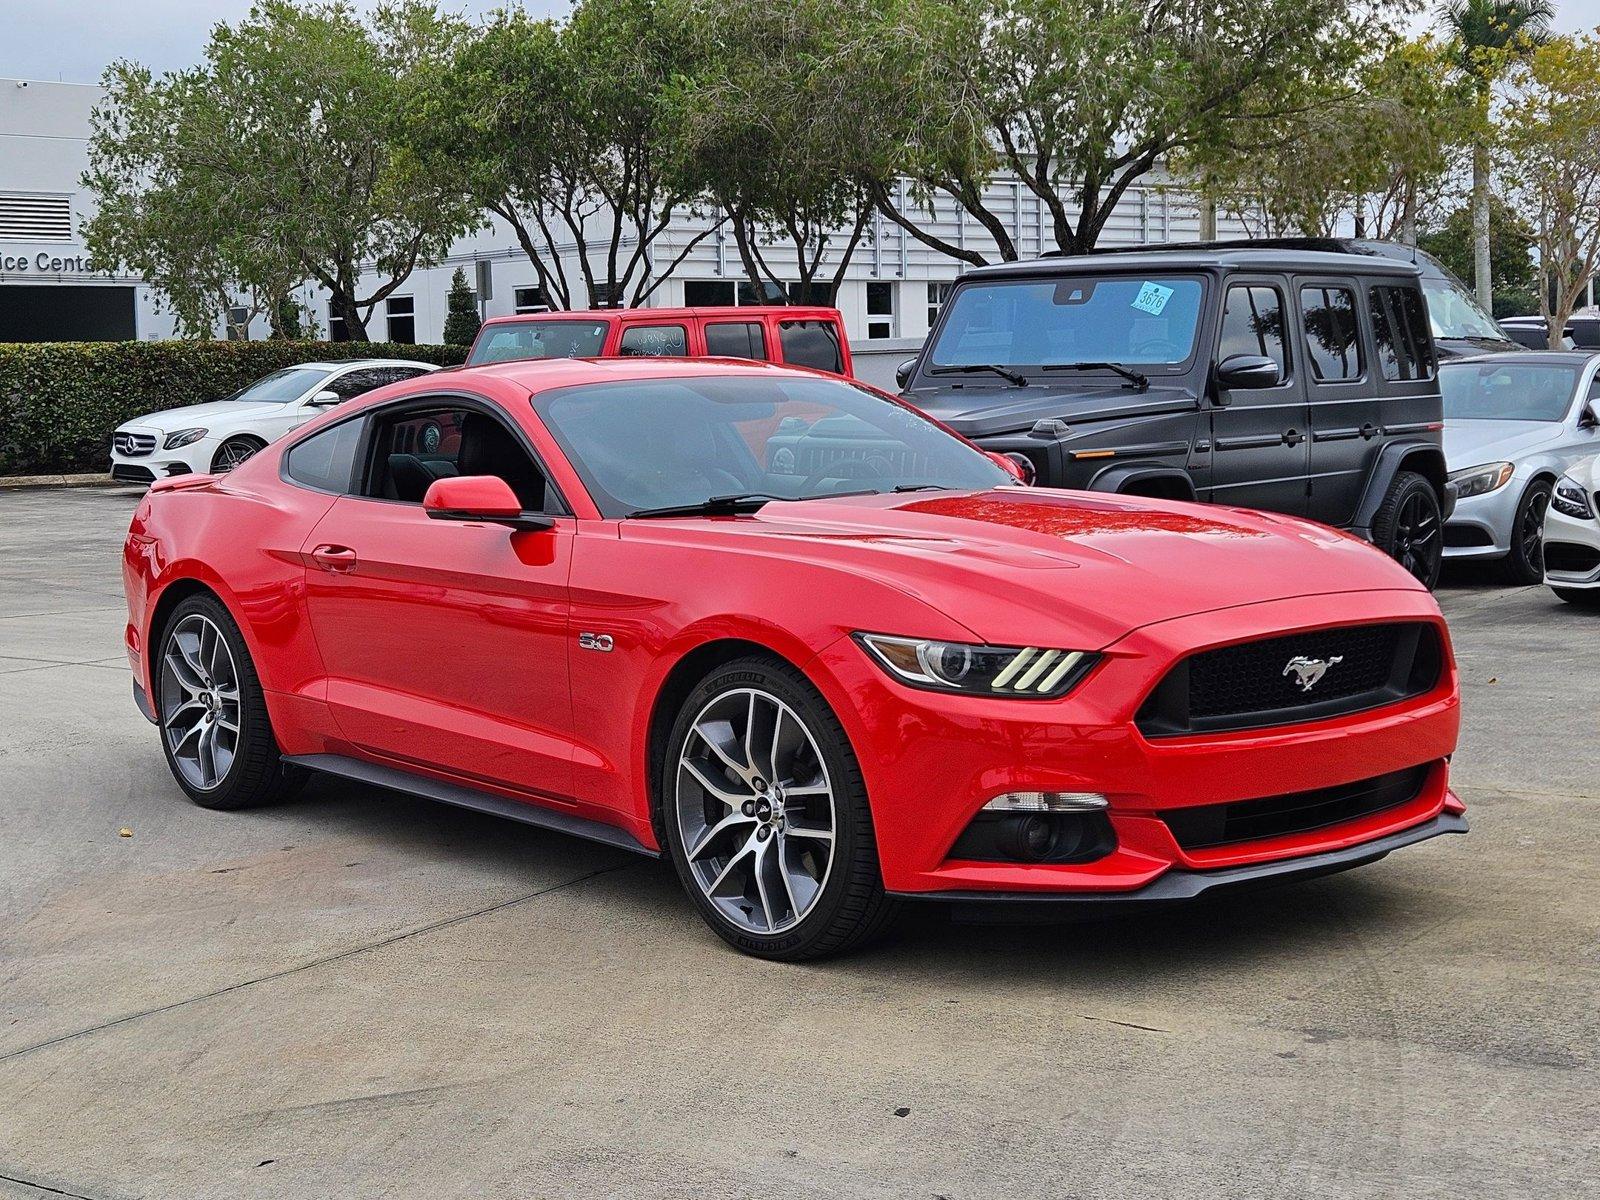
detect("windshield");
top-left (468, 319), bottom-right (609, 365)
top-left (533, 375), bottom-right (1012, 517)
top-left (926, 275), bottom-right (1206, 371)
top-left (226, 367), bottom-right (330, 404)
top-left (1441, 361), bottom-right (1579, 421)
top-left (1422, 277), bottom-right (1505, 341)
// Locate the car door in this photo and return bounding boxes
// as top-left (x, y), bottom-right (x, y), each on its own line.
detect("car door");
top-left (1301, 277), bottom-right (1377, 527)
top-left (1203, 277), bottom-right (1309, 515)
top-left (299, 395), bottom-right (577, 801)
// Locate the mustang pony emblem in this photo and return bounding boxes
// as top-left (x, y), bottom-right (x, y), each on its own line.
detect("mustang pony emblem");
top-left (1283, 654), bottom-right (1343, 692)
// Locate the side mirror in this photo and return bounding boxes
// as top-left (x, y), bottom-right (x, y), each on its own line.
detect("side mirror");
top-left (1581, 402), bottom-right (1599, 430)
top-left (895, 358), bottom-right (917, 390)
top-left (423, 475), bottom-right (553, 533)
top-left (1215, 353), bottom-right (1281, 393)
top-left (306, 389), bottom-right (342, 407)
top-left (989, 450), bottom-right (1036, 485)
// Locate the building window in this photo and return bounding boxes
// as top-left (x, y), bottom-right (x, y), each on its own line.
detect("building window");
top-left (684, 280), bottom-right (737, 307)
top-left (867, 281), bottom-right (896, 339)
top-left (328, 306), bottom-right (348, 342)
top-left (386, 295), bottom-right (415, 344)
top-left (514, 285), bottom-right (548, 314)
top-left (927, 281), bottom-right (954, 328)
top-left (226, 306), bottom-right (250, 341)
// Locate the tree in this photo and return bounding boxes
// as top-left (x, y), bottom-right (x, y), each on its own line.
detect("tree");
top-left (442, 268), bottom-right (481, 345)
top-left (1419, 197), bottom-right (1539, 316)
top-left (1497, 33), bottom-right (1600, 346)
top-left (1437, 0), bottom-right (1554, 310)
top-left (863, 0), bottom-right (1397, 264)
top-left (415, 2), bottom-right (715, 310)
top-left (85, 0), bottom-right (481, 342)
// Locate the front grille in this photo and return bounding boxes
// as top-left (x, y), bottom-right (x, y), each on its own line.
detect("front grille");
top-left (794, 442), bottom-right (931, 480)
top-left (1162, 764), bottom-right (1433, 850)
top-left (1137, 622), bottom-right (1442, 737)
top-left (1544, 541), bottom-right (1600, 575)
top-left (113, 431), bottom-right (156, 457)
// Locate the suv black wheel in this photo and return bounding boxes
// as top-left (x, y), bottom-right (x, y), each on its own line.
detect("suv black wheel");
top-left (156, 593), bottom-right (307, 810)
top-left (661, 656), bottom-right (898, 960)
top-left (1498, 479), bottom-right (1552, 585)
top-left (1372, 470), bottom-right (1443, 588)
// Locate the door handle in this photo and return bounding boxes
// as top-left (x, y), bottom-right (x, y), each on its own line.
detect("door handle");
top-left (1359, 422), bottom-right (1379, 440)
top-left (311, 544), bottom-right (358, 573)
top-left (1283, 428), bottom-right (1304, 447)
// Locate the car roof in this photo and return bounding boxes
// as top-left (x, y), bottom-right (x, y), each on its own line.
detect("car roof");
top-left (285, 359), bottom-right (436, 371)
top-left (963, 246), bottom-right (1422, 279)
top-left (478, 306), bottom-right (841, 328)
top-left (450, 355), bottom-right (842, 396)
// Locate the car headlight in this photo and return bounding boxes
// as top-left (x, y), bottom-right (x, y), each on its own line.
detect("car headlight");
top-left (1447, 461), bottom-right (1514, 499)
top-left (163, 427), bottom-right (208, 450)
top-left (854, 633), bottom-right (1099, 698)
top-left (1552, 474), bottom-right (1595, 520)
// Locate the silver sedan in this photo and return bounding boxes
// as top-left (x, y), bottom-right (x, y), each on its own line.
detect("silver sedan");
top-left (1442, 351), bottom-right (1600, 583)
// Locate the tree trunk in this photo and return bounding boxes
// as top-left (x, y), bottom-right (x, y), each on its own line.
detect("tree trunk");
top-left (330, 291), bottom-right (368, 342)
top-left (1471, 140), bottom-right (1492, 311)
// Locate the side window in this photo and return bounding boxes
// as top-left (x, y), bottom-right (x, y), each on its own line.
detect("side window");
top-left (361, 405), bottom-right (550, 511)
top-left (285, 419), bottom-right (363, 493)
top-left (1300, 285), bottom-right (1364, 383)
top-left (328, 369), bottom-right (380, 400)
top-left (618, 324), bottom-right (688, 357)
top-left (778, 320), bottom-right (843, 373)
top-left (1219, 285), bottom-right (1289, 380)
top-left (704, 322), bottom-right (768, 360)
top-left (1370, 285), bottom-right (1435, 382)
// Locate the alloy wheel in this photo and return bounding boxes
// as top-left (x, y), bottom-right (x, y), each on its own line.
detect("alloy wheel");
top-left (674, 687), bottom-right (837, 935)
top-left (159, 613), bottom-right (242, 791)
top-left (215, 440), bottom-right (258, 471)
top-left (1520, 487), bottom-right (1550, 579)
top-left (1394, 490), bottom-right (1441, 584)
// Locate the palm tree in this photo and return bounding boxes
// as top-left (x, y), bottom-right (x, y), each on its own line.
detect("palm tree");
top-left (1438, 0), bottom-right (1554, 310)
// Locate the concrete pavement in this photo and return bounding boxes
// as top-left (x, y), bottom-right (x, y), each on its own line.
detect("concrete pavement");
top-left (1, 487), bottom-right (1595, 1199)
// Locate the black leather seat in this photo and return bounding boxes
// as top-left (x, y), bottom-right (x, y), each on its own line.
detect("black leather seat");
top-left (456, 414), bottom-right (546, 511)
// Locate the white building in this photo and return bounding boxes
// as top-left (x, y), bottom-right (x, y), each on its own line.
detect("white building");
top-left (0, 78), bottom-right (179, 341)
top-left (2, 74), bottom-right (1248, 350)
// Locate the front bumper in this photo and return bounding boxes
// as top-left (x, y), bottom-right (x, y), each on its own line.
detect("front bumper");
top-left (110, 429), bottom-right (213, 485)
top-left (1543, 502), bottom-right (1600, 587)
top-left (811, 588), bottom-right (1461, 896)
top-left (1442, 478), bottom-right (1522, 559)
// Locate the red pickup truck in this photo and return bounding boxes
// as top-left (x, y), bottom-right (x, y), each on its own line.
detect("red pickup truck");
top-left (464, 305), bottom-right (853, 377)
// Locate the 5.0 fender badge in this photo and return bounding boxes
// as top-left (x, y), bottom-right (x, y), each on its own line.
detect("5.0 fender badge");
top-left (579, 632), bottom-right (614, 652)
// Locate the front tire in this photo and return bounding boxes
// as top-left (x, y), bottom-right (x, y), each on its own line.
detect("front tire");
top-left (211, 436), bottom-right (264, 473)
top-left (1372, 470), bottom-right (1443, 589)
top-left (1498, 479), bottom-right (1552, 585)
top-left (661, 656), bottom-right (898, 960)
top-left (156, 593), bottom-right (305, 810)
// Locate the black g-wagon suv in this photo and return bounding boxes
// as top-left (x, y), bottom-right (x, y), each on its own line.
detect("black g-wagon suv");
top-left (898, 245), bottom-right (1453, 586)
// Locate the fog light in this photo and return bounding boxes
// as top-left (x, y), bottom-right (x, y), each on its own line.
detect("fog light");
top-left (983, 791), bottom-right (1108, 812)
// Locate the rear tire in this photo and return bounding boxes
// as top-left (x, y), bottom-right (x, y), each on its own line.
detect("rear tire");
top-left (1497, 479), bottom-right (1552, 585)
top-left (1372, 470), bottom-right (1443, 589)
top-left (1553, 586), bottom-right (1600, 608)
top-left (155, 593), bottom-right (306, 810)
top-left (661, 656), bottom-right (898, 960)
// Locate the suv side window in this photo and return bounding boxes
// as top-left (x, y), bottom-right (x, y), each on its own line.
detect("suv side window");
top-left (618, 324), bottom-right (689, 356)
top-left (1300, 285), bottom-right (1364, 383)
top-left (1369, 285), bottom-right (1435, 382)
top-left (704, 321), bottom-right (768, 360)
top-left (361, 404), bottom-right (551, 511)
top-left (1219, 285), bottom-right (1289, 380)
top-left (779, 320), bottom-right (843, 373)
top-left (285, 419), bottom-right (363, 493)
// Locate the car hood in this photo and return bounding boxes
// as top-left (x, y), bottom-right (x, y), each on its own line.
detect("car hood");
top-left (625, 488), bottom-right (1425, 649)
top-left (119, 400), bottom-right (292, 433)
top-left (905, 382), bottom-right (1200, 440)
top-left (1444, 419), bottom-right (1561, 468)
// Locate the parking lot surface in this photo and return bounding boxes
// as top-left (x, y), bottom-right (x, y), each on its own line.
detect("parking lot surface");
top-left (1, 487), bottom-right (1596, 1200)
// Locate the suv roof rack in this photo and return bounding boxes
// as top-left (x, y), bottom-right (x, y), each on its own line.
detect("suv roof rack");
top-left (1042, 237), bottom-right (1421, 264)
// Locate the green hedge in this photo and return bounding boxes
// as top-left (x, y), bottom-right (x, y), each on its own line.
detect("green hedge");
top-left (0, 340), bottom-right (469, 476)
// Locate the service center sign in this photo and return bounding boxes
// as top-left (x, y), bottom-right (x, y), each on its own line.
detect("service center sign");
top-left (1, 249), bottom-right (99, 274)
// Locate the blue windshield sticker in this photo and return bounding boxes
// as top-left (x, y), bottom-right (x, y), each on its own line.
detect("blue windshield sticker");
top-left (1131, 282), bottom-right (1174, 316)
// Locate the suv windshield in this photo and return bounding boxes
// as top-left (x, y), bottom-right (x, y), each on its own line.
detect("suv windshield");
top-left (469, 319), bottom-right (609, 364)
top-left (926, 275), bottom-right (1205, 371)
top-left (1441, 361), bottom-right (1579, 421)
top-left (1422, 277), bottom-right (1504, 341)
top-left (226, 367), bottom-right (331, 404)
top-left (533, 374), bottom-right (1011, 517)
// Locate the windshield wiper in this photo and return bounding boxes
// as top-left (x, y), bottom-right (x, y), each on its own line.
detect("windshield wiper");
top-left (1042, 361), bottom-right (1149, 392)
top-left (890, 483), bottom-right (948, 493)
top-left (928, 364), bottom-right (1030, 387)
top-left (626, 490), bottom-right (873, 519)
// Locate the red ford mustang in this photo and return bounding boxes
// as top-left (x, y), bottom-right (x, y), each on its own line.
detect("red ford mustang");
top-left (122, 358), bottom-right (1466, 959)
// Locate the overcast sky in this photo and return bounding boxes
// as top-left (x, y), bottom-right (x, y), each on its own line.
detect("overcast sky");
top-left (2, 0), bottom-right (1600, 86)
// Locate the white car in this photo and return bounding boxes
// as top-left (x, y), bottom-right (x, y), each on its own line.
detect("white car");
top-left (109, 359), bottom-right (438, 484)
top-left (1544, 454), bottom-right (1600, 606)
